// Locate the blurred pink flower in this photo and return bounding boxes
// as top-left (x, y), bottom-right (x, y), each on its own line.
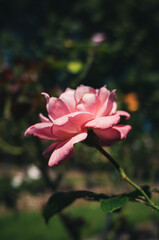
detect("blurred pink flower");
top-left (91, 33), bottom-right (106, 44)
top-left (25, 85), bottom-right (131, 167)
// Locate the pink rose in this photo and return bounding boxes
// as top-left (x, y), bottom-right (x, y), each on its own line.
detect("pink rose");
top-left (25, 85), bottom-right (131, 167)
top-left (91, 33), bottom-right (106, 44)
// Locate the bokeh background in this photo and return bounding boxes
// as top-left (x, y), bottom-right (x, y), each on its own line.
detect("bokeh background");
top-left (0, 0), bottom-right (159, 239)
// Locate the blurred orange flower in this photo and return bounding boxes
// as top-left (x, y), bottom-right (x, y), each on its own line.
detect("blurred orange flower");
top-left (124, 92), bottom-right (139, 112)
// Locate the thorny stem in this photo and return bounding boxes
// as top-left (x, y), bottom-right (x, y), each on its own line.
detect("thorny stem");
top-left (96, 144), bottom-right (159, 212)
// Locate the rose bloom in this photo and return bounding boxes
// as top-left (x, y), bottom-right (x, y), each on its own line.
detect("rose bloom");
top-left (91, 33), bottom-right (106, 44)
top-left (25, 85), bottom-right (131, 167)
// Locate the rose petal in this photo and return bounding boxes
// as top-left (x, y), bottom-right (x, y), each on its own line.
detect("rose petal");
top-left (59, 88), bottom-right (76, 112)
top-left (116, 110), bottom-right (130, 119)
top-left (74, 85), bottom-right (96, 103)
top-left (41, 92), bottom-right (50, 104)
top-left (53, 112), bottom-right (93, 140)
top-left (48, 132), bottom-right (88, 167)
top-left (25, 122), bottom-right (54, 140)
top-left (39, 113), bottom-right (50, 122)
top-left (85, 114), bottom-right (120, 129)
top-left (42, 92), bottom-right (70, 120)
top-left (113, 125), bottom-right (132, 139)
top-left (94, 125), bottom-right (132, 146)
top-left (96, 90), bottom-right (116, 117)
top-left (96, 85), bottom-right (109, 104)
top-left (110, 102), bottom-right (117, 115)
top-left (43, 142), bottom-right (58, 158)
top-left (104, 90), bottom-right (117, 115)
top-left (76, 93), bottom-right (100, 115)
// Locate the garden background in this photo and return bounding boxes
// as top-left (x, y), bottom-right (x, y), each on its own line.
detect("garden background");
top-left (0, 0), bottom-right (159, 239)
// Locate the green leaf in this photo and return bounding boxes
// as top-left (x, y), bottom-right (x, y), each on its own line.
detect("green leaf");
top-left (100, 195), bottom-right (129, 213)
top-left (100, 185), bottom-right (151, 213)
top-left (43, 185), bottom-right (152, 223)
top-left (43, 190), bottom-right (107, 223)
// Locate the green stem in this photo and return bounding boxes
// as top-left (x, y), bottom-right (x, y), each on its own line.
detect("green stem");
top-left (96, 145), bottom-right (159, 212)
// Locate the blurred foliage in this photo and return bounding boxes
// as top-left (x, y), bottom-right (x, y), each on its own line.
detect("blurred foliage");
top-left (0, 202), bottom-right (159, 240)
top-left (0, 0), bottom-right (159, 208)
top-left (0, 177), bottom-right (19, 209)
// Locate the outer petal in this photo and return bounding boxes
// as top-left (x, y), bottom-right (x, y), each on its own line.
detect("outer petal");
top-left (74, 85), bottom-right (96, 103)
top-left (53, 112), bottom-right (93, 140)
top-left (39, 113), bottom-right (50, 122)
top-left (43, 142), bottom-right (58, 158)
top-left (116, 110), bottom-right (130, 119)
top-left (94, 125), bottom-right (132, 146)
top-left (42, 92), bottom-right (70, 120)
top-left (85, 114), bottom-right (120, 129)
top-left (41, 92), bottom-right (50, 104)
top-left (24, 122), bottom-right (54, 140)
top-left (113, 125), bottom-right (132, 139)
top-left (59, 88), bottom-right (76, 112)
top-left (48, 132), bottom-right (88, 167)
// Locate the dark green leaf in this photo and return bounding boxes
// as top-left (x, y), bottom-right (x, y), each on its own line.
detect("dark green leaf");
top-left (43, 190), bottom-right (107, 223)
top-left (43, 185), bottom-right (152, 223)
top-left (100, 196), bottom-right (129, 213)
